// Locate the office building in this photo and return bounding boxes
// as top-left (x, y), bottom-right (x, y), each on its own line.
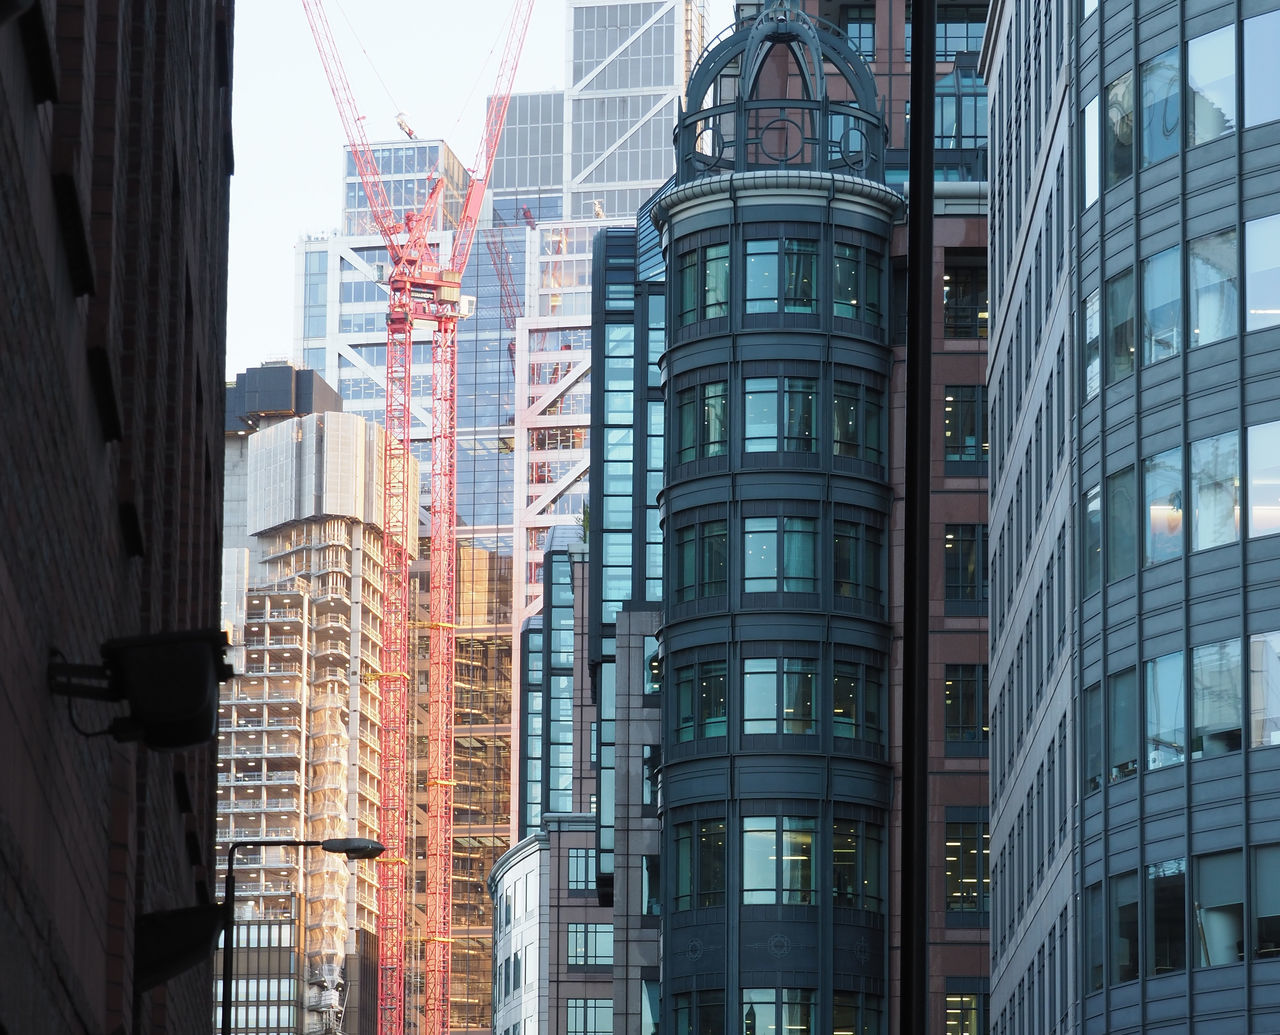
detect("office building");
top-left (0, 2), bottom-right (233, 1032)
top-left (985, 0), bottom-right (1280, 1029)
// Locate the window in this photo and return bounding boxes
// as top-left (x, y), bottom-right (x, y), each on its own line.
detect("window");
top-left (675, 660), bottom-right (727, 741)
top-left (1145, 651), bottom-right (1185, 771)
top-left (1083, 96), bottom-right (1100, 208)
top-left (1249, 420), bottom-right (1280, 536)
top-left (1145, 858), bottom-right (1186, 975)
top-left (834, 991), bottom-right (884, 1035)
top-left (833, 380), bottom-right (885, 464)
top-left (742, 816), bottom-right (816, 904)
top-left (1141, 48), bottom-right (1180, 167)
top-left (675, 381), bottom-right (728, 462)
top-left (943, 386), bottom-right (988, 465)
top-left (1105, 269), bottom-right (1135, 383)
top-left (1142, 245), bottom-right (1181, 365)
top-left (945, 664), bottom-right (989, 745)
top-left (566, 924), bottom-right (613, 966)
top-left (1104, 71), bottom-right (1134, 188)
top-left (1195, 850), bottom-right (1243, 966)
top-left (1254, 844), bottom-right (1280, 957)
top-left (1192, 638), bottom-right (1242, 757)
top-left (1082, 484), bottom-right (1102, 595)
top-left (1245, 10), bottom-right (1280, 126)
top-left (742, 517), bottom-right (817, 593)
top-left (1109, 668), bottom-right (1138, 782)
top-left (1188, 229), bottom-right (1238, 346)
top-left (568, 848), bottom-right (597, 891)
top-left (678, 243), bottom-right (730, 325)
top-left (834, 658), bottom-right (885, 743)
top-left (935, 63), bottom-right (990, 151)
top-left (905, 3), bottom-right (987, 59)
top-left (674, 819), bottom-right (725, 909)
top-left (705, 244), bottom-right (729, 317)
top-left (1246, 213), bottom-right (1280, 332)
top-left (1187, 25), bottom-right (1236, 147)
top-left (673, 519), bottom-right (727, 602)
top-left (743, 377), bottom-right (816, 453)
top-left (1083, 289), bottom-right (1101, 399)
top-left (566, 999), bottom-right (612, 1035)
top-left (1190, 431), bottom-right (1239, 551)
top-left (944, 819), bottom-right (990, 914)
top-left (944, 524), bottom-right (988, 612)
top-left (642, 745), bottom-right (660, 806)
top-left (833, 819), bottom-right (884, 911)
top-left (742, 989), bottom-right (816, 1035)
top-left (784, 240), bottom-right (818, 313)
top-left (833, 243), bottom-right (862, 318)
top-left (1110, 870), bottom-right (1140, 983)
top-left (1250, 630), bottom-right (1280, 748)
top-left (1085, 881), bottom-right (1105, 990)
top-left (843, 4), bottom-right (875, 55)
top-left (942, 258), bottom-right (988, 338)
top-left (834, 520), bottom-right (883, 607)
top-left (1106, 467), bottom-right (1136, 583)
top-left (672, 990), bottom-right (724, 1035)
top-left (1144, 447), bottom-right (1183, 566)
top-left (746, 237), bottom-right (818, 315)
top-left (742, 657), bottom-right (817, 735)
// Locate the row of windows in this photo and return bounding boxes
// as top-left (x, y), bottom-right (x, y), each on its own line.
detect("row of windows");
top-left (672, 515), bottom-right (884, 608)
top-left (672, 816), bottom-right (884, 911)
top-left (1082, 13), bottom-right (1280, 208)
top-left (944, 523), bottom-right (989, 611)
top-left (1081, 218), bottom-right (1280, 398)
top-left (993, 907), bottom-right (1069, 1035)
top-left (673, 657), bottom-right (884, 744)
top-left (673, 988), bottom-right (885, 1035)
top-left (1084, 844), bottom-right (1280, 991)
top-left (1082, 630), bottom-right (1280, 790)
top-left (674, 376), bottom-right (885, 466)
top-left (993, 718), bottom-right (1069, 960)
top-left (675, 237), bottom-right (884, 326)
top-left (991, 344), bottom-right (1068, 638)
top-left (992, 525), bottom-right (1068, 801)
top-left (1081, 419), bottom-right (1280, 592)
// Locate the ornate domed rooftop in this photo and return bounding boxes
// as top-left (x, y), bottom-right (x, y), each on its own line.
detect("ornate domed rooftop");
top-left (677, 0), bottom-right (887, 184)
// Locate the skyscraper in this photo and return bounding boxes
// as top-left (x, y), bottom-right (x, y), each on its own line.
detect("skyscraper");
top-left (986, 0), bottom-right (1280, 1029)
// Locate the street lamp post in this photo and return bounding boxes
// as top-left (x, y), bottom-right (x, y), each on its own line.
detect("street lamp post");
top-left (220, 837), bottom-right (385, 1035)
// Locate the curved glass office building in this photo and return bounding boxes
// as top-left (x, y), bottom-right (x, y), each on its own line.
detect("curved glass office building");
top-left (987, 0), bottom-right (1280, 1028)
top-left (653, 8), bottom-right (903, 1031)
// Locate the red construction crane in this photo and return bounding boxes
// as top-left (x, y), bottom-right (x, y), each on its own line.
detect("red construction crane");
top-left (299, 5), bottom-right (535, 1034)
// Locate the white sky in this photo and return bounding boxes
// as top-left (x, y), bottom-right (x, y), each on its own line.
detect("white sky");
top-left (224, 0), bottom-right (734, 378)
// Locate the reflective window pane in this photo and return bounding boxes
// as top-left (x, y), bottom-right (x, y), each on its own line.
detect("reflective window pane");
top-left (1145, 858), bottom-right (1186, 976)
top-left (1107, 467), bottom-right (1136, 582)
top-left (1251, 631), bottom-right (1280, 748)
top-left (1244, 10), bottom-right (1280, 127)
top-left (1195, 851), bottom-right (1243, 967)
top-left (1110, 870), bottom-right (1140, 983)
top-left (1142, 245), bottom-right (1181, 365)
top-left (1246, 213), bottom-right (1280, 331)
top-left (1248, 420), bottom-right (1280, 537)
top-left (1083, 96), bottom-right (1100, 207)
top-left (1187, 26), bottom-right (1237, 146)
top-left (1106, 270), bottom-right (1135, 382)
top-left (1145, 651), bottom-right (1185, 771)
top-left (1083, 289), bottom-right (1101, 399)
top-left (1141, 48), bottom-right (1180, 167)
top-left (1190, 431), bottom-right (1239, 550)
top-left (1144, 446), bottom-right (1183, 566)
top-left (1105, 71), bottom-right (1134, 187)
top-left (1192, 639), bottom-right (1242, 758)
top-left (1189, 228), bottom-right (1238, 346)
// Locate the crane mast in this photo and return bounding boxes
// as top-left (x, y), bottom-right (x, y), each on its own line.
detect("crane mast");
top-left (299, 4), bottom-right (535, 1033)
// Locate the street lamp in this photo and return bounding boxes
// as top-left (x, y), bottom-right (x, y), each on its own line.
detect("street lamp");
top-left (220, 837), bottom-right (385, 1035)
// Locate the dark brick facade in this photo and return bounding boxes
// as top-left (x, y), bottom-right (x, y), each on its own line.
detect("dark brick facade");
top-left (0, 1), bottom-right (233, 1031)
